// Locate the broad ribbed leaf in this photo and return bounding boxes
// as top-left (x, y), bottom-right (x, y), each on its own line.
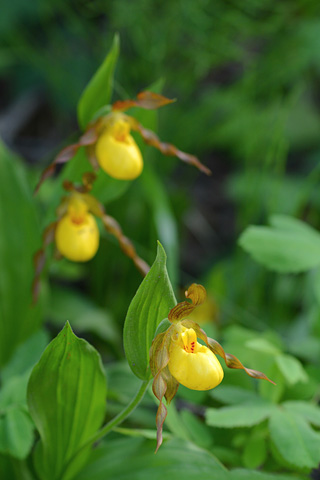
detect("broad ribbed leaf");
top-left (206, 404), bottom-right (274, 428)
top-left (0, 142), bottom-right (42, 367)
top-left (269, 409), bottom-right (320, 469)
top-left (123, 242), bottom-right (176, 380)
top-left (77, 33), bottom-right (119, 129)
top-left (239, 214), bottom-right (320, 273)
top-left (27, 322), bottom-right (107, 480)
top-left (75, 437), bottom-right (228, 480)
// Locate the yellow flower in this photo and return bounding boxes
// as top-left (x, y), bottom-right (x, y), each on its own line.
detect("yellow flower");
top-left (55, 195), bottom-right (99, 262)
top-left (150, 283), bottom-right (275, 452)
top-left (168, 326), bottom-right (223, 390)
top-left (95, 114), bottom-right (143, 180)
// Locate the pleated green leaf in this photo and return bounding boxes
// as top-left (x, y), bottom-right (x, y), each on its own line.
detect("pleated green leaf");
top-left (123, 242), bottom-right (176, 380)
top-left (27, 322), bottom-right (107, 480)
top-left (0, 142), bottom-right (42, 367)
top-left (77, 33), bottom-right (119, 129)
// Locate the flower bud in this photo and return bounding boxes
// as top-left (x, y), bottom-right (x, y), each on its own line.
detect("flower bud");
top-left (168, 327), bottom-right (224, 390)
top-left (95, 115), bottom-right (143, 180)
top-left (55, 196), bottom-right (99, 262)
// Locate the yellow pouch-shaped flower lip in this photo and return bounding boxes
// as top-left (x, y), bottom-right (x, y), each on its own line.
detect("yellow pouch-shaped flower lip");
top-left (55, 196), bottom-right (99, 262)
top-left (95, 116), bottom-right (143, 180)
top-left (168, 327), bottom-right (224, 391)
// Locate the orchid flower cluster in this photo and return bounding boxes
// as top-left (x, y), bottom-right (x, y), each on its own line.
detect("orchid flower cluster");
top-left (33, 92), bottom-right (210, 301)
top-left (150, 283), bottom-right (275, 452)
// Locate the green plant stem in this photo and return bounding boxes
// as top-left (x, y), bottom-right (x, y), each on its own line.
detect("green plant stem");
top-left (61, 379), bottom-right (150, 479)
top-left (88, 378), bottom-right (150, 444)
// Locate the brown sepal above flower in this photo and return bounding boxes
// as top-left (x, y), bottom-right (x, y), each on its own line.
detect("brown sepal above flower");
top-left (112, 91), bottom-right (175, 112)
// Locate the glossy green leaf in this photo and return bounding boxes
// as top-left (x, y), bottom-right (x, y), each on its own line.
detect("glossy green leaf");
top-left (239, 214), bottom-right (320, 273)
top-left (77, 33), bottom-right (119, 129)
top-left (75, 437), bottom-right (228, 480)
top-left (123, 242), bottom-right (176, 380)
top-left (206, 404), bottom-right (274, 428)
top-left (0, 142), bottom-right (42, 367)
top-left (269, 409), bottom-right (320, 469)
top-left (27, 322), bottom-right (107, 480)
top-left (0, 407), bottom-right (34, 459)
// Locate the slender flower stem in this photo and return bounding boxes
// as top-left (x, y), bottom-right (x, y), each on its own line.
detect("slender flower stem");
top-left (88, 379), bottom-right (150, 444)
top-left (61, 379), bottom-right (150, 479)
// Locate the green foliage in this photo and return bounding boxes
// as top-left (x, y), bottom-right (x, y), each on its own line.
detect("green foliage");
top-left (27, 323), bottom-right (107, 480)
top-left (239, 215), bottom-right (320, 273)
top-left (48, 286), bottom-right (120, 347)
top-left (269, 409), bottom-right (320, 470)
top-left (242, 432), bottom-right (267, 469)
top-left (2, 3), bottom-right (320, 479)
top-left (77, 33), bottom-right (119, 130)
top-left (74, 437), bottom-right (228, 480)
top-left (0, 408), bottom-right (34, 460)
top-left (0, 330), bottom-right (48, 461)
top-left (123, 242), bottom-right (176, 380)
top-left (0, 142), bottom-right (42, 367)
top-left (206, 404), bottom-right (274, 428)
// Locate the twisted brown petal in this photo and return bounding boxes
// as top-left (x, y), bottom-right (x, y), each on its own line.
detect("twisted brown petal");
top-left (168, 283), bottom-right (207, 323)
top-left (112, 91), bottom-right (175, 112)
top-left (34, 126), bottom-right (98, 194)
top-left (185, 283), bottom-right (207, 305)
top-left (129, 118), bottom-right (211, 176)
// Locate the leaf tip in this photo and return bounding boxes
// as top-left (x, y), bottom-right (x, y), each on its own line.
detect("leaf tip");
top-left (156, 240), bottom-right (167, 259)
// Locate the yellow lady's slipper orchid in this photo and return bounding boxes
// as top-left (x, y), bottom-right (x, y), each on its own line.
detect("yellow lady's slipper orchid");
top-left (168, 326), bottom-right (224, 390)
top-left (95, 114), bottom-right (143, 180)
top-left (55, 195), bottom-right (99, 262)
top-left (150, 283), bottom-right (275, 452)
